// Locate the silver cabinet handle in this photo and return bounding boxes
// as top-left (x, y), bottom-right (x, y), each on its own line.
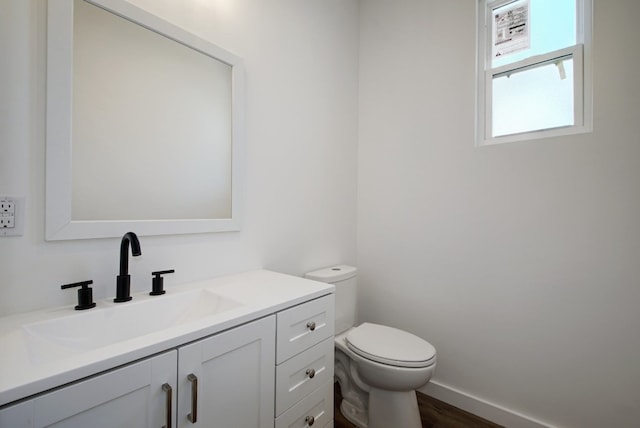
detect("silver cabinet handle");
top-left (305, 415), bottom-right (315, 426)
top-left (187, 373), bottom-right (198, 424)
top-left (306, 321), bottom-right (316, 331)
top-left (306, 368), bottom-right (316, 379)
top-left (161, 383), bottom-right (172, 428)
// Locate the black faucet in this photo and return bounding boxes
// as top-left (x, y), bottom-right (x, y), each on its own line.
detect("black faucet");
top-left (114, 232), bottom-right (141, 302)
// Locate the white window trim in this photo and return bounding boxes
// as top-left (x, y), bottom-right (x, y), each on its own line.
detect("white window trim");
top-left (476, 0), bottom-right (593, 146)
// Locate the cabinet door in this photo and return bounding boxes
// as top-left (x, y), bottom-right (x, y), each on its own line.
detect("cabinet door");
top-left (178, 316), bottom-right (275, 428)
top-left (1, 350), bottom-right (177, 428)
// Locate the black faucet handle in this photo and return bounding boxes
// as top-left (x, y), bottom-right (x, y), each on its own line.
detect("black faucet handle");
top-left (61, 280), bottom-right (96, 310)
top-left (150, 270), bottom-right (175, 295)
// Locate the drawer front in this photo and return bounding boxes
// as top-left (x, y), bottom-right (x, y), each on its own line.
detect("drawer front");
top-left (323, 421), bottom-right (333, 428)
top-left (275, 380), bottom-right (333, 428)
top-left (277, 294), bottom-right (335, 363)
top-left (276, 337), bottom-right (335, 416)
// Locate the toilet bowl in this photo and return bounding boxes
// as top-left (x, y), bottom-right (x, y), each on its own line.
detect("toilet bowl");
top-left (305, 266), bottom-right (437, 428)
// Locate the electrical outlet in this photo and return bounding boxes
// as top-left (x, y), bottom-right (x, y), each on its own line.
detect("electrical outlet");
top-left (0, 196), bottom-right (24, 237)
top-left (1, 199), bottom-right (14, 228)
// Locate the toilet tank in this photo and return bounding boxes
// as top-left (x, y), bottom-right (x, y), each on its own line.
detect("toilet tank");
top-left (305, 265), bottom-right (357, 335)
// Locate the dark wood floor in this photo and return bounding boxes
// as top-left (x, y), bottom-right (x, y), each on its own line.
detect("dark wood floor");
top-left (334, 382), bottom-right (503, 428)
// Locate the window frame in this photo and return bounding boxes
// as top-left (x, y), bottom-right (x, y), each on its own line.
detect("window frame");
top-left (476, 0), bottom-right (593, 146)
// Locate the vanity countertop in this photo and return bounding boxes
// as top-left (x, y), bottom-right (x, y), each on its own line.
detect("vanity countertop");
top-left (0, 270), bottom-right (334, 407)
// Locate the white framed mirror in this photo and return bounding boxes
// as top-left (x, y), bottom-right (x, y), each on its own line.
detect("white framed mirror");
top-left (46, 0), bottom-right (245, 240)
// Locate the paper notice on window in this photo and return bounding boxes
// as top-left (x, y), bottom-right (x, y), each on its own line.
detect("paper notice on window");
top-left (492, 0), bottom-right (530, 59)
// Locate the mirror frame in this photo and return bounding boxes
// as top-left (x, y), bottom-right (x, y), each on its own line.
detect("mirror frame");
top-left (46, 0), bottom-right (245, 240)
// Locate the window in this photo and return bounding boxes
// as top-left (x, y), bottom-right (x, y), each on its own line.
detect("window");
top-left (477, 0), bottom-right (592, 145)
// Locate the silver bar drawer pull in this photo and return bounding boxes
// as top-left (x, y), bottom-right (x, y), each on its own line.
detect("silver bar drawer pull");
top-left (187, 373), bottom-right (198, 423)
top-left (161, 383), bottom-right (172, 428)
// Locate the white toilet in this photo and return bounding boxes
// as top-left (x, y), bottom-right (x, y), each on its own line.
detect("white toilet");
top-left (305, 265), bottom-right (436, 428)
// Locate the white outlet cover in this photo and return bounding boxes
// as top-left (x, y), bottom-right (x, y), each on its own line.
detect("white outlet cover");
top-left (0, 196), bottom-right (25, 237)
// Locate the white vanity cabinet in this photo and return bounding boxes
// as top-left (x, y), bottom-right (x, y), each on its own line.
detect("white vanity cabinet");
top-left (0, 271), bottom-right (335, 428)
top-left (0, 317), bottom-right (275, 428)
top-left (275, 294), bottom-right (335, 428)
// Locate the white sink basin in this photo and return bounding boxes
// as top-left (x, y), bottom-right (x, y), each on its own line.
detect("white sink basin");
top-left (22, 289), bottom-right (242, 363)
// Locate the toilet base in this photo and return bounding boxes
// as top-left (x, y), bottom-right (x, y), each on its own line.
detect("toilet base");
top-left (338, 387), bottom-right (422, 428)
top-left (340, 398), bottom-right (368, 428)
top-left (368, 388), bottom-right (422, 428)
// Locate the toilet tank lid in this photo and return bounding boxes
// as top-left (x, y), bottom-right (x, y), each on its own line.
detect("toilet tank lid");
top-left (305, 265), bottom-right (357, 283)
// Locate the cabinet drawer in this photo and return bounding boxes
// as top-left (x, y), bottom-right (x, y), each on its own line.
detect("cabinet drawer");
top-left (276, 337), bottom-right (335, 416)
top-left (275, 380), bottom-right (333, 428)
top-left (277, 294), bottom-right (335, 363)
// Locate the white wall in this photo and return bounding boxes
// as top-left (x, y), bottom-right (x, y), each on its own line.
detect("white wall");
top-left (0, 0), bottom-right (358, 316)
top-left (3, 1), bottom-right (639, 426)
top-left (358, 1), bottom-right (640, 427)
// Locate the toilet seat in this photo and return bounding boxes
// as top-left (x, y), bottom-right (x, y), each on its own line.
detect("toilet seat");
top-left (346, 323), bottom-right (436, 368)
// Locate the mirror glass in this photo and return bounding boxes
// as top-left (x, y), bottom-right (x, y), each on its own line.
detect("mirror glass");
top-left (46, 0), bottom-right (244, 240)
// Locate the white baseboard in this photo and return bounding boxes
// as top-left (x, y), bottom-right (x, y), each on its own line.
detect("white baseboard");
top-left (420, 381), bottom-right (557, 428)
